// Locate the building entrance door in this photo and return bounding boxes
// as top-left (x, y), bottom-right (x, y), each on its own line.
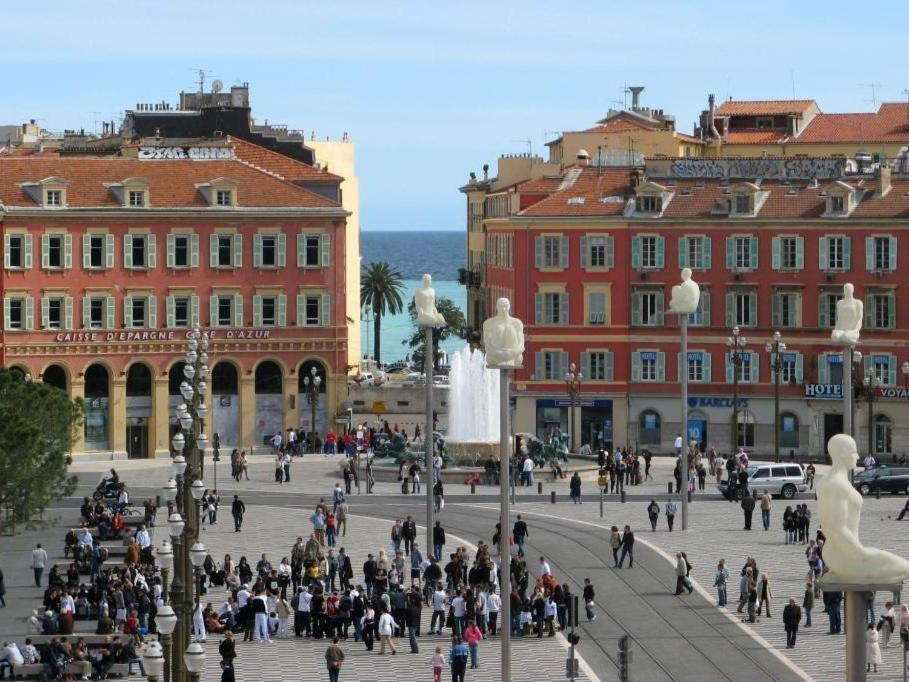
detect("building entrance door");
top-left (127, 418), bottom-right (148, 459)
top-left (823, 413), bottom-right (844, 457)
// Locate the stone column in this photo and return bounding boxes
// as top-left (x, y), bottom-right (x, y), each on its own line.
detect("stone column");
top-left (239, 373), bottom-right (256, 454)
top-left (282, 374), bottom-right (297, 435)
top-left (111, 376), bottom-right (127, 457)
top-left (152, 375), bottom-right (170, 458)
top-left (71, 378), bottom-right (86, 455)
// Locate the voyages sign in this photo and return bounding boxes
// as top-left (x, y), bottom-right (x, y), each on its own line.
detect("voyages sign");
top-left (876, 387), bottom-right (909, 399)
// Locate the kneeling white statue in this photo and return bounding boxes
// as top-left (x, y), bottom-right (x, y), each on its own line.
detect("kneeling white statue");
top-left (414, 274), bottom-right (446, 327)
top-left (483, 298), bottom-right (524, 368)
top-left (668, 268), bottom-right (700, 315)
top-left (817, 434), bottom-right (909, 584)
top-left (831, 283), bottom-right (862, 346)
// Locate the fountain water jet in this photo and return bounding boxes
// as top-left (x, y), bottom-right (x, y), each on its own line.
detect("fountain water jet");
top-left (446, 345), bottom-right (500, 463)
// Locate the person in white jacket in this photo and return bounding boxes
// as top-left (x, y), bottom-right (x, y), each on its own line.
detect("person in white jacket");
top-left (377, 608), bottom-right (397, 655)
top-left (192, 596), bottom-right (206, 642)
top-left (866, 624), bottom-right (881, 672)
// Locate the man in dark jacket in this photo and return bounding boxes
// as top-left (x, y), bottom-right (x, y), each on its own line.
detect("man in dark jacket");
top-left (741, 493), bottom-right (756, 531)
top-left (362, 554), bottom-right (377, 598)
top-left (406, 587), bottom-right (422, 652)
top-left (512, 516), bottom-right (529, 556)
top-left (782, 597), bottom-right (801, 648)
top-left (402, 516), bottom-right (417, 556)
top-left (231, 495), bottom-right (245, 532)
top-left (618, 525), bottom-right (635, 568)
top-left (432, 521), bottom-right (446, 561)
top-left (337, 548), bottom-right (353, 592)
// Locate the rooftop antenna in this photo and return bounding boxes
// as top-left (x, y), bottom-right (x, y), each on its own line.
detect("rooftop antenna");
top-left (90, 111), bottom-right (102, 135)
top-left (790, 70), bottom-right (796, 100)
top-left (725, 75), bottom-right (731, 102)
top-left (510, 138), bottom-right (532, 156)
top-left (195, 68), bottom-right (211, 93)
top-left (861, 83), bottom-right (882, 109)
top-left (622, 82), bottom-right (629, 109)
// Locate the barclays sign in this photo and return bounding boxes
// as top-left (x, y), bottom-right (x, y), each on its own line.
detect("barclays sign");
top-left (804, 384), bottom-right (843, 399)
top-left (687, 397), bottom-right (748, 409)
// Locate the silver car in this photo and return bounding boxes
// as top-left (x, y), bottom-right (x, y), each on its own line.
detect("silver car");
top-left (719, 462), bottom-right (808, 499)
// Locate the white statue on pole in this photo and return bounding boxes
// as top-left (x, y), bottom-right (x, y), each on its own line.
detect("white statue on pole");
top-left (831, 283), bottom-right (863, 346)
top-left (414, 274), bottom-right (446, 327)
top-left (817, 434), bottom-right (909, 584)
top-left (483, 298), bottom-right (524, 368)
top-left (668, 268), bottom-right (700, 315)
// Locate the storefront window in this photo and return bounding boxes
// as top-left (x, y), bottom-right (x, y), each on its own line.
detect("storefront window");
top-left (84, 364), bottom-right (110, 449)
top-left (874, 414), bottom-right (892, 454)
top-left (535, 405), bottom-right (567, 441)
top-left (780, 412), bottom-right (799, 449)
top-left (737, 410), bottom-right (755, 448)
top-left (639, 410), bottom-right (661, 446)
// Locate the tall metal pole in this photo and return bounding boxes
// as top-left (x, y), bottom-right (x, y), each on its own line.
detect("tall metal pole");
top-left (774, 355), bottom-right (780, 463)
top-left (424, 326), bottom-right (434, 554)
top-left (499, 368), bottom-right (512, 682)
top-left (843, 347), bottom-right (854, 438)
top-left (680, 315), bottom-right (689, 530)
top-left (867, 382), bottom-right (874, 456)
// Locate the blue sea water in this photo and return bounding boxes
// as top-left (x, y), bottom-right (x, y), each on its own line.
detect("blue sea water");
top-left (360, 231), bottom-right (465, 364)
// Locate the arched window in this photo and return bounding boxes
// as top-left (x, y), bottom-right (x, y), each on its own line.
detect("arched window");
top-left (639, 410), bottom-right (661, 446)
top-left (169, 362), bottom-right (187, 396)
top-left (780, 412), bottom-right (799, 450)
top-left (85, 364), bottom-right (110, 398)
top-left (736, 410), bottom-right (755, 448)
top-left (212, 362), bottom-right (238, 394)
top-left (42, 364), bottom-right (68, 391)
top-left (874, 414), bottom-right (892, 454)
top-left (255, 361), bottom-right (283, 394)
top-left (126, 363), bottom-right (152, 397)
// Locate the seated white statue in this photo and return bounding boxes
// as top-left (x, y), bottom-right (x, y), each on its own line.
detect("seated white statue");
top-left (817, 434), bottom-right (909, 584)
top-left (668, 268), bottom-right (700, 315)
top-left (483, 298), bottom-right (524, 368)
top-left (831, 283), bottom-right (862, 346)
top-left (414, 274), bottom-right (446, 327)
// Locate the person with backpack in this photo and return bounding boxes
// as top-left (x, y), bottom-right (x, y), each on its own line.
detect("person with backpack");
top-left (337, 591), bottom-right (352, 640)
top-left (646, 500), bottom-right (660, 531)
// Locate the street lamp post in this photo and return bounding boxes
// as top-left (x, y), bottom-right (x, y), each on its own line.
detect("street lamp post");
top-left (155, 604), bottom-right (177, 682)
top-left (726, 326), bottom-right (748, 452)
top-left (564, 363), bottom-right (582, 454)
top-left (902, 361), bottom-right (909, 388)
top-left (765, 331), bottom-right (786, 463)
top-left (863, 371), bottom-right (879, 456)
top-left (303, 366), bottom-right (322, 453)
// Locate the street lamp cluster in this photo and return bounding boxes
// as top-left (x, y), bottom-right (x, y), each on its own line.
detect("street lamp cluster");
top-left (766, 331), bottom-right (786, 463)
top-left (564, 362), bottom-right (582, 452)
top-left (153, 327), bottom-right (210, 682)
top-left (303, 365), bottom-right (322, 450)
top-left (726, 326), bottom-right (748, 450)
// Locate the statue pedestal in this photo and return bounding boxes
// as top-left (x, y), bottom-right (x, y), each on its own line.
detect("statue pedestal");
top-left (818, 580), bottom-right (903, 682)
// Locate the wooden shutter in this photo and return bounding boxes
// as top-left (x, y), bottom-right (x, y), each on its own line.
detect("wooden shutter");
top-left (82, 234), bottom-right (92, 268)
top-left (2, 234), bottom-right (9, 269)
top-left (843, 237), bottom-right (852, 270)
top-left (631, 292), bottom-right (642, 326)
top-left (656, 352), bottom-right (666, 382)
top-left (24, 235), bottom-right (33, 269)
top-left (818, 236), bottom-right (829, 270)
top-left (771, 293), bottom-right (781, 328)
top-left (703, 351), bottom-right (712, 383)
top-left (888, 292), bottom-right (896, 328)
top-left (166, 296), bottom-right (175, 328)
top-left (232, 294), bottom-right (243, 326)
top-left (147, 295), bottom-right (157, 328)
top-left (795, 353), bottom-right (804, 383)
top-left (604, 351), bottom-right (614, 381)
top-left (818, 355), bottom-right (829, 385)
top-left (749, 352), bottom-right (760, 383)
top-left (166, 234), bottom-right (176, 268)
top-left (320, 233), bottom-right (331, 267)
top-left (124, 234), bottom-right (133, 268)
top-left (534, 351), bottom-right (543, 380)
top-left (703, 237), bottom-right (712, 269)
top-left (105, 296), bottom-right (115, 329)
top-left (749, 236), bottom-right (758, 269)
top-left (534, 294), bottom-right (543, 325)
top-left (866, 236), bottom-right (875, 270)
top-left (296, 233), bottom-right (305, 267)
top-left (580, 236), bottom-right (589, 269)
top-left (748, 291), bottom-right (758, 326)
top-left (63, 297), bottom-right (72, 330)
top-left (40, 297), bottom-right (49, 329)
top-left (190, 234), bottom-right (199, 268)
top-left (252, 294), bottom-right (262, 327)
top-left (771, 236), bottom-right (781, 270)
top-left (725, 352), bottom-right (734, 383)
top-left (146, 234), bottom-right (156, 268)
top-left (700, 292), bottom-right (711, 326)
top-left (63, 234), bottom-right (72, 269)
top-left (631, 352), bottom-right (641, 382)
top-left (277, 293), bottom-right (287, 326)
top-left (3, 298), bottom-right (10, 330)
top-left (210, 296), bottom-right (219, 327)
top-left (559, 236), bottom-right (569, 269)
top-left (631, 236), bottom-right (641, 269)
top-left (277, 233), bottom-right (287, 267)
top-left (320, 294), bottom-right (331, 327)
top-left (888, 355), bottom-right (897, 386)
top-left (864, 294), bottom-right (874, 328)
top-left (82, 296), bottom-right (91, 328)
top-left (210, 233), bottom-right (219, 267)
top-left (296, 294), bottom-right (305, 327)
top-left (190, 295), bottom-right (200, 326)
top-left (41, 233), bottom-right (49, 268)
top-left (795, 236), bottom-right (805, 269)
top-left (580, 352), bottom-right (590, 379)
top-left (232, 234), bottom-right (242, 267)
top-left (23, 296), bottom-right (33, 330)
top-left (558, 293), bottom-right (569, 325)
top-left (253, 234), bottom-right (262, 267)
top-left (818, 293), bottom-right (830, 327)
top-left (655, 290), bottom-right (665, 326)
top-left (725, 236), bottom-right (735, 269)
top-left (655, 235), bottom-right (665, 269)
top-left (605, 235), bottom-right (615, 268)
top-left (124, 296), bottom-right (133, 327)
top-left (104, 234), bottom-right (114, 268)
top-left (889, 236), bottom-right (898, 270)
top-left (725, 291), bottom-right (735, 327)
top-left (678, 237), bottom-right (688, 268)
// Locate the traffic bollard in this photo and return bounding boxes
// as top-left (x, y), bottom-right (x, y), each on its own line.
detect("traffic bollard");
top-left (538, 481), bottom-right (543, 494)
top-left (687, 490), bottom-right (692, 503)
top-left (550, 491), bottom-right (556, 504)
top-left (470, 483), bottom-right (476, 494)
top-left (621, 490), bottom-right (626, 503)
top-left (599, 490), bottom-right (604, 518)
top-left (667, 482), bottom-right (673, 495)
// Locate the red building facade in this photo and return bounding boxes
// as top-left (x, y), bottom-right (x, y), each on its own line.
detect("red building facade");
top-left (475, 157), bottom-right (909, 458)
top-left (0, 142), bottom-right (349, 457)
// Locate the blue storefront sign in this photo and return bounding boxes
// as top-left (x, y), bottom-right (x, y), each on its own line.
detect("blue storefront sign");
top-left (687, 396), bottom-right (748, 409)
top-left (536, 399), bottom-right (613, 409)
top-left (687, 419), bottom-right (706, 444)
top-left (804, 384), bottom-right (843, 399)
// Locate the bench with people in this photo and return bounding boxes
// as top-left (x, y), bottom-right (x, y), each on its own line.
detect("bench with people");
top-left (1, 635), bottom-right (140, 680)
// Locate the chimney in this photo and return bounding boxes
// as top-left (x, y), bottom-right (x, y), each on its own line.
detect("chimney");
top-left (875, 165), bottom-right (892, 198)
top-left (707, 94), bottom-right (720, 139)
top-left (628, 86), bottom-right (645, 110)
top-left (483, 163), bottom-right (489, 181)
top-left (576, 149), bottom-right (590, 167)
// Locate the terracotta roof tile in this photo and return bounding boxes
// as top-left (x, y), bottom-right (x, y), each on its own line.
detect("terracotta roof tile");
top-left (582, 118), bottom-right (660, 134)
top-left (715, 99), bottom-right (816, 116)
top-left (228, 137), bottom-right (343, 183)
top-left (792, 103), bottom-right (909, 144)
top-left (722, 130), bottom-right (786, 144)
top-left (0, 157), bottom-right (340, 208)
top-left (518, 168), bottom-right (634, 217)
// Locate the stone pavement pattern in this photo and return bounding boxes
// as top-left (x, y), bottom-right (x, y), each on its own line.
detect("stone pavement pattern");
top-left (477, 484), bottom-right (909, 682)
top-left (191, 504), bottom-right (594, 682)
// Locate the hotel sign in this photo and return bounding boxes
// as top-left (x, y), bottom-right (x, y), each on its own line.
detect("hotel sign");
top-left (138, 146), bottom-right (233, 160)
top-left (804, 384), bottom-right (843, 399)
top-left (52, 328), bottom-right (271, 343)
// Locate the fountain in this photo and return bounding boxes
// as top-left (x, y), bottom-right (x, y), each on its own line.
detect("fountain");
top-left (446, 344), bottom-right (501, 464)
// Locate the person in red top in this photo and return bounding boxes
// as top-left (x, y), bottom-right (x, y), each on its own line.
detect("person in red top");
top-left (463, 619), bottom-right (483, 669)
top-left (122, 610), bottom-right (140, 639)
top-left (325, 512), bottom-right (337, 548)
top-left (325, 591), bottom-right (340, 639)
top-left (325, 431), bottom-right (337, 454)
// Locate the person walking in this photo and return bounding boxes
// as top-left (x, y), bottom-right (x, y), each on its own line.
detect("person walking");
top-left (646, 500), bottom-right (660, 532)
top-left (783, 597), bottom-right (801, 648)
top-left (665, 500), bottom-right (677, 532)
top-left (757, 572), bottom-right (773, 617)
top-left (433, 522), bottom-right (445, 562)
top-left (464, 619), bottom-right (482, 668)
top-left (714, 559), bottom-right (729, 607)
top-left (31, 544), bottom-right (47, 588)
top-left (741, 492), bottom-right (755, 531)
top-left (802, 582), bottom-right (814, 627)
top-left (617, 525), bottom-right (634, 568)
top-left (609, 526), bottom-right (622, 567)
top-left (673, 553), bottom-right (691, 595)
top-left (431, 646), bottom-right (445, 682)
top-left (231, 495), bottom-right (245, 532)
top-left (449, 635), bottom-right (469, 682)
top-left (569, 472), bottom-right (582, 504)
top-left (512, 515), bottom-right (529, 556)
top-left (0, 568), bottom-right (5, 607)
top-left (866, 624), bottom-right (881, 673)
top-left (377, 607), bottom-right (396, 655)
top-left (582, 578), bottom-right (596, 621)
top-left (759, 490), bottom-right (772, 531)
top-left (737, 567), bottom-right (753, 614)
top-left (325, 636), bottom-right (345, 682)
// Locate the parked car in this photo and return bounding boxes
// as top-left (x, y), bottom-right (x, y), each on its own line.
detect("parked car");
top-left (718, 462), bottom-right (807, 500)
top-left (852, 467), bottom-right (909, 496)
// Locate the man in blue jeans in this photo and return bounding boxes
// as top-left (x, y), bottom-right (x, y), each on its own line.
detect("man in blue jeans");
top-left (617, 526), bottom-right (634, 568)
top-left (760, 490), bottom-right (772, 531)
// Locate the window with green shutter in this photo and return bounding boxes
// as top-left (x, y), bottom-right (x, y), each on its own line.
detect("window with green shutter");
top-left (581, 235), bottom-right (614, 269)
top-left (536, 236), bottom-right (566, 269)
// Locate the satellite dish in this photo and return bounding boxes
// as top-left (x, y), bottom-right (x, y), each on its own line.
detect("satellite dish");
top-left (211, 80), bottom-right (223, 94)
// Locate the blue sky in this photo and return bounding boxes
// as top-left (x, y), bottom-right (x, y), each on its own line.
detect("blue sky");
top-left (2, 1), bottom-right (907, 231)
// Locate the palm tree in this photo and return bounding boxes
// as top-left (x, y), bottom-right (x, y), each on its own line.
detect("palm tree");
top-left (360, 261), bottom-right (405, 365)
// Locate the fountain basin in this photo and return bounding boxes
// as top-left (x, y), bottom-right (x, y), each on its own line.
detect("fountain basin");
top-left (445, 441), bottom-right (500, 466)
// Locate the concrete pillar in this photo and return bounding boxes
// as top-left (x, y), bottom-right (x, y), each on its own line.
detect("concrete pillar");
top-left (239, 374), bottom-right (255, 454)
top-left (152, 376), bottom-right (170, 458)
top-left (111, 377), bottom-right (127, 456)
top-left (282, 374), bottom-right (296, 435)
top-left (71, 379), bottom-right (86, 455)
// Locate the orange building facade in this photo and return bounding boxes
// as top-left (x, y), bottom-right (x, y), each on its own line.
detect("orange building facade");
top-left (0, 142), bottom-right (350, 457)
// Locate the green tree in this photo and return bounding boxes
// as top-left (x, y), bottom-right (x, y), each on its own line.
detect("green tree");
top-left (0, 369), bottom-right (82, 527)
top-left (405, 297), bottom-right (468, 370)
top-left (360, 261), bottom-right (405, 365)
